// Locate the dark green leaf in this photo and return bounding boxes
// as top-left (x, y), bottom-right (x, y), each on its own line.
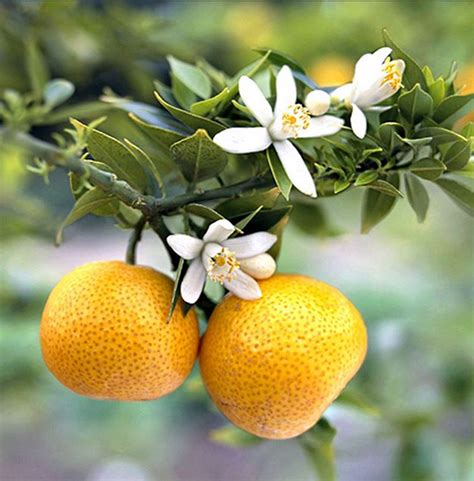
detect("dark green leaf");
top-left (267, 211), bottom-right (290, 259)
top-left (456, 162), bottom-right (474, 179)
top-left (167, 56), bottom-right (212, 99)
top-left (86, 126), bottom-right (148, 192)
top-left (130, 113), bottom-right (186, 148)
top-left (405, 173), bottom-right (429, 222)
top-left (291, 203), bottom-right (341, 237)
top-left (167, 257), bottom-right (185, 322)
top-left (184, 203), bottom-right (225, 221)
top-left (382, 29), bottom-right (427, 90)
top-left (378, 122), bottom-right (405, 151)
top-left (253, 48), bottom-right (305, 73)
top-left (433, 94), bottom-right (474, 124)
top-left (210, 424), bottom-right (263, 447)
top-left (190, 87), bottom-right (231, 117)
top-left (171, 129), bottom-right (228, 183)
top-left (361, 173), bottom-right (400, 233)
top-left (266, 147), bottom-right (292, 200)
top-left (443, 140), bottom-right (471, 171)
top-left (415, 127), bottom-right (466, 146)
top-left (37, 101), bottom-right (112, 125)
top-left (367, 179), bottom-right (403, 197)
top-left (398, 84), bottom-right (433, 124)
top-left (410, 158), bottom-right (446, 181)
top-left (234, 205), bottom-right (264, 232)
top-left (216, 188), bottom-right (280, 218)
top-left (56, 188), bottom-right (114, 245)
top-left (435, 178), bottom-right (474, 216)
top-left (299, 418), bottom-right (337, 481)
top-left (355, 171), bottom-right (378, 186)
top-left (43, 79), bottom-right (75, 108)
top-left (154, 91), bottom-right (225, 136)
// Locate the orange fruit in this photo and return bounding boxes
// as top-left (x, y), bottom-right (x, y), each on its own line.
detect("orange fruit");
top-left (40, 261), bottom-right (199, 401)
top-left (199, 274), bottom-right (367, 439)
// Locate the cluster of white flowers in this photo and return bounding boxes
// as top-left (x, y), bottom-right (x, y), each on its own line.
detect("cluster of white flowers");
top-left (169, 48), bottom-right (405, 302)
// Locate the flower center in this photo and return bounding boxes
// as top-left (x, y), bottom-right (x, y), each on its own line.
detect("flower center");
top-left (206, 247), bottom-right (240, 284)
top-left (381, 59), bottom-right (403, 90)
top-left (281, 104), bottom-right (310, 138)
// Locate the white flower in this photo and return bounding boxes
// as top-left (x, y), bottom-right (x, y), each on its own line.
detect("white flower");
top-left (329, 47), bottom-right (405, 139)
top-left (167, 219), bottom-right (277, 304)
top-left (213, 65), bottom-right (344, 198)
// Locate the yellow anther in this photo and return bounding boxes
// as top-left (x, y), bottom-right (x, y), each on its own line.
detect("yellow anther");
top-left (207, 247), bottom-right (240, 284)
top-left (282, 104), bottom-right (311, 138)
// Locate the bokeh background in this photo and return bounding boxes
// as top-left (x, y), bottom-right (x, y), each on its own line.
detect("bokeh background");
top-left (1, 1), bottom-right (473, 481)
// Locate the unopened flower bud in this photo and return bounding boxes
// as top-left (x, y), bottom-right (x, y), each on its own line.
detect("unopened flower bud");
top-left (239, 253), bottom-right (276, 280)
top-left (305, 90), bottom-right (331, 116)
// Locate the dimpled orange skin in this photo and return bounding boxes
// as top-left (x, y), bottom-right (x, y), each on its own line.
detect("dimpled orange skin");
top-left (199, 274), bottom-right (367, 439)
top-left (40, 261), bottom-right (199, 401)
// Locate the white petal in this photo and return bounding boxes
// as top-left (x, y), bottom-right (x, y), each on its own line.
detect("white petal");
top-left (331, 83), bottom-right (353, 103)
top-left (273, 140), bottom-right (317, 198)
top-left (180, 258), bottom-right (206, 304)
top-left (221, 232), bottom-right (277, 259)
top-left (213, 127), bottom-right (272, 154)
top-left (239, 76), bottom-right (274, 127)
top-left (201, 242), bottom-right (221, 268)
top-left (274, 65), bottom-right (297, 118)
top-left (203, 219), bottom-right (235, 243)
top-left (166, 234), bottom-right (203, 260)
top-left (350, 104), bottom-right (368, 139)
top-left (239, 253), bottom-right (276, 280)
top-left (298, 116), bottom-right (344, 138)
top-left (372, 47), bottom-right (392, 64)
top-left (224, 269), bottom-right (262, 300)
top-left (305, 90), bottom-right (330, 116)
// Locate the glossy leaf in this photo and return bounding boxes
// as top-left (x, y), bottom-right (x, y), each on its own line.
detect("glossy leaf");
top-left (355, 170), bottom-right (378, 186)
top-left (443, 140), bottom-right (471, 171)
top-left (167, 56), bottom-right (212, 99)
top-left (184, 203), bottom-right (225, 221)
top-left (253, 48), bottom-right (305, 73)
top-left (216, 188), bottom-right (280, 218)
top-left (367, 179), bottom-right (404, 197)
top-left (405, 173), bottom-right (430, 222)
top-left (130, 113), bottom-right (186, 148)
top-left (435, 178), bottom-right (474, 216)
top-left (433, 94), bottom-right (474, 124)
top-left (398, 84), bottom-right (433, 124)
top-left (190, 87), bottom-right (231, 117)
top-left (171, 72), bottom-right (197, 110)
top-left (415, 126), bottom-right (466, 146)
top-left (410, 158), bottom-right (446, 181)
top-left (170, 129), bottom-right (228, 183)
top-left (266, 147), bottom-right (292, 200)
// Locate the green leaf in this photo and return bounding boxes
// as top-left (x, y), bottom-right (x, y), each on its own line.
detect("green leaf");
top-left (167, 56), bottom-right (212, 99)
top-left (123, 139), bottom-right (163, 193)
top-left (433, 94), bottom-right (474, 124)
top-left (398, 84), bottom-right (433, 124)
top-left (410, 158), bottom-right (446, 181)
top-left (167, 258), bottom-right (185, 322)
top-left (210, 424), bottom-right (263, 447)
top-left (234, 205), bottom-right (264, 232)
top-left (415, 126), bottom-right (466, 146)
top-left (266, 147), bottom-right (292, 200)
top-left (334, 179), bottom-right (351, 194)
top-left (367, 179), bottom-right (403, 197)
top-left (25, 38), bottom-right (50, 100)
top-left (428, 77), bottom-right (446, 107)
top-left (443, 140), bottom-right (471, 171)
top-left (37, 101), bottom-right (112, 125)
top-left (190, 87), bottom-right (231, 117)
top-left (291, 203), bottom-right (341, 237)
top-left (56, 188), bottom-right (114, 245)
top-left (43, 79), bottom-right (75, 108)
top-left (170, 129), bottom-right (228, 183)
top-left (216, 188), bottom-right (280, 218)
top-left (86, 126), bottom-right (148, 192)
top-left (435, 178), bottom-right (474, 216)
top-left (378, 122), bottom-right (405, 151)
top-left (171, 72), bottom-right (197, 110)
top-left (130, 113), bottom-right (186, 148)
top-left (196, 58), bottom-right (229, 91)
top-left (355, 170), bottom-right (378, 186)
top-left (461, 122), bottom-right (473, 139)
top-left (456, 162), bottom-right (474, 179)
top-left (361, 173), bottom-right (400, 233)
top-left (154, 91), bottom-right (224, 136)
top-left (184, 203), bottom-right (225, 221)
top-left (253, 48), bottom-right (305, 73)
top-left (299, 418), bottom-right (337, 481)
top-left (382, 29), bottom-right (427, 90)
top-left (267, 210), bottom-right (290, 259)
top-left (405, 173), bottom-right (430, 222)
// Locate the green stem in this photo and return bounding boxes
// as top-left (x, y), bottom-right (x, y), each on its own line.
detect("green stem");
top-left (1, 129), bottom-right (273, 216)
top-left (125, 216), bottom-right (147, 265)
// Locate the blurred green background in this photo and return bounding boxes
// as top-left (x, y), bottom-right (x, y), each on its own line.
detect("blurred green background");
top-left (1, 1), bottom-right (473, 481)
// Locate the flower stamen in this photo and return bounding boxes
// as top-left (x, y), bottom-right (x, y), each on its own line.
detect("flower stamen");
top-left (281, 104), bottom-right (310, 138)
top-left (381, 58), bottom-right (403, 90)
top-left (207, 247), bottom-right (240, 284)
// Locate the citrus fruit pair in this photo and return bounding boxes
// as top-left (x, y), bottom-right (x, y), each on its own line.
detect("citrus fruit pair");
top-left (40, 261), bottom-right (367, 439)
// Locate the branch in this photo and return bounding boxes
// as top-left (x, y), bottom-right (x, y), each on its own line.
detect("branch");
top-left (1, 129), bottom-right (273, 216)
top-left (125, 216), bottom-right (146, 265)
